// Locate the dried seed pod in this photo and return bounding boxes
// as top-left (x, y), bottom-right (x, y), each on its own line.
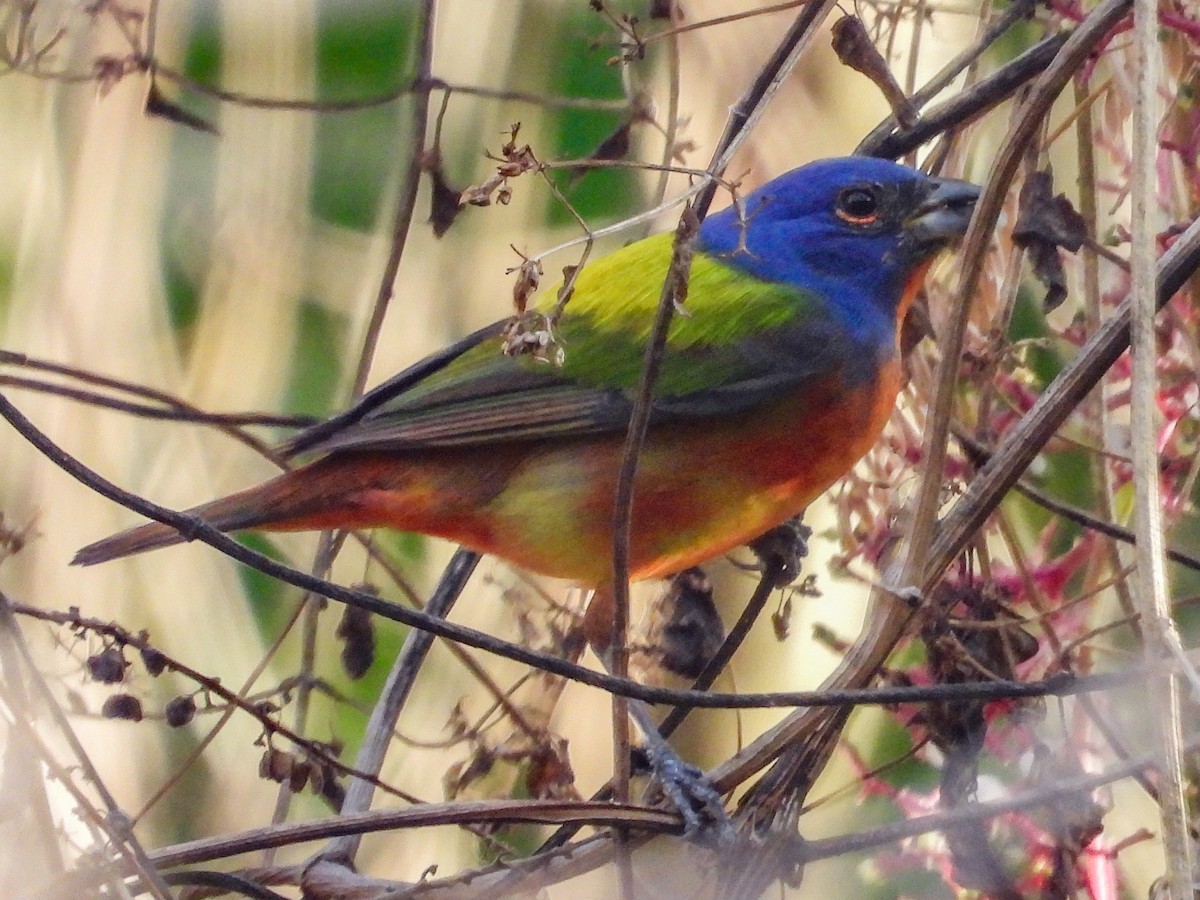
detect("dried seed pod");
top-left (657, 568), bottom-right (725, 679)
top-left (336, 604), bottom-right (375, 680)
top-left (87, 647), bottom-right (128, 684)
top-left (318, 767), bottom-right (346, 811)
top-left (139, 645), bottom-right (168, 677)
top-left (288, 759), bottom-right (312, 793)
top-left (101, 694), bottom-right (143, 722)
top-left (164, 695), bottom-right (197, 728)
top-left (259, 748), bottom-right (294, 783)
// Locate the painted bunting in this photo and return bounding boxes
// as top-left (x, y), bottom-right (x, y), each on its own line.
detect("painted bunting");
top-left (74, 158), bottom-right (978, 598)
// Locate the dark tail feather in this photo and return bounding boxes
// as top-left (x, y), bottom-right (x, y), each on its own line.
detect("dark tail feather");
top-left (72, 482), bottom-right (301, 566)
top-left (73, 520), bottom-right (193, 566)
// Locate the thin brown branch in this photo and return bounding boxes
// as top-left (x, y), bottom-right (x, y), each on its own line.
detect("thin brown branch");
top-left (151, 799), bottom-right (677, 871)
top-left (0, 595), bottom-right (175, 900)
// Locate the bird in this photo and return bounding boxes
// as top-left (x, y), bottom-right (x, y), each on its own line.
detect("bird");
top-left (74, 158), bottom-right (978, 611)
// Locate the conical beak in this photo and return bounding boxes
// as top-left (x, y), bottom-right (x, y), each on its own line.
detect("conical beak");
top-left (902, 177), bottom-right (980, 252)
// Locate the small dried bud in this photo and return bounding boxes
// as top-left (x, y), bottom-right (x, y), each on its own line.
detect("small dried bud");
top-left (102, 694), bottom-right (143, 722)
top-left (139, 645), bottom-right (168, 677)
top-left (164, 695), bottom-right (196, 728)
top-left (87, 648), bottom-right (128, 684)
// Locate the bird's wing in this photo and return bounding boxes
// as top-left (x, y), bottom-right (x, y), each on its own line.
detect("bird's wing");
top-left (286, 235), bottom-right (859, 456)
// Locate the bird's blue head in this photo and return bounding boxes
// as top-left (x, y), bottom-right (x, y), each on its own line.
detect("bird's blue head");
top-left (699, 157), bottom-right (978, 338)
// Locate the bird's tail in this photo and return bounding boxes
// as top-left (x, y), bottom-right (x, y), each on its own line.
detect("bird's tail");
top-left (72, 473), bottom-right (324, 566)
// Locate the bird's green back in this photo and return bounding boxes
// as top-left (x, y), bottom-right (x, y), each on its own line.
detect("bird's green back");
top-left (300, 233), bottom-right (838, 454)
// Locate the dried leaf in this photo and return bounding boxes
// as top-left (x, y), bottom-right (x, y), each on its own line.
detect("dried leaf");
top-left (1012, 170), bottom-right (1088, 311)
top-left (318, 767), bottom-right (345, 810)
top-left (426, 151), bottom-right (465, 237)
top-left (566, 118), bottom-right (634, 184)
top-left (144, 83), bottom-right (219, 135)
top-left (259, 747), bottom-right (295, 783)
top-left (501, 313), bottom-right (563, 364)
top-left (525, 738), bottom-right (580, 801)
top-left (771, 595), bottom-right (792, 641)
top-left (507, 252), bottom-right (543, 314)
top-left (93, 55), bottom-right (135, 97)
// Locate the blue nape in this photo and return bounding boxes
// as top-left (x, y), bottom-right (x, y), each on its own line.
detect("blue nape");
top-left (698, 157), bottom-right (931, 344)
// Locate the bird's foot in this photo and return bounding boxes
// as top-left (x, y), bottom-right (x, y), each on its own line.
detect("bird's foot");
top-left (638, 742), bottom-right (736, 846)
top-left (748, 515), bottom-right (811, 584)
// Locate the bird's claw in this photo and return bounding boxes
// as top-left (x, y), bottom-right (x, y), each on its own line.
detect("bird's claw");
top-left (748, 516), bottom-right (811, 584)
top-left (645, 744), bottom-right (736, 846)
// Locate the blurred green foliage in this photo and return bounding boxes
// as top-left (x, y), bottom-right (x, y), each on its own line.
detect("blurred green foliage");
top-left (311, 0), bottom-right (417, 230)
top-left (160, 2), bottom-right (222, 344)
top-left (282, 299), bottom-right (347, 417)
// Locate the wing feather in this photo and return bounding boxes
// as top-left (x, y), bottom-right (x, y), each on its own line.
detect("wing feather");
top-left (285, 239), bottom-right (863, 457)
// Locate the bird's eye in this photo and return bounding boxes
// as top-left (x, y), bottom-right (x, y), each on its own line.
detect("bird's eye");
top-left (835, 186), bottom-right (880, 225)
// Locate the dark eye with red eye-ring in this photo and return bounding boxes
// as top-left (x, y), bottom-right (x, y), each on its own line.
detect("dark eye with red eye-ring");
top-left (835, 185), bottom-right (880, 225)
